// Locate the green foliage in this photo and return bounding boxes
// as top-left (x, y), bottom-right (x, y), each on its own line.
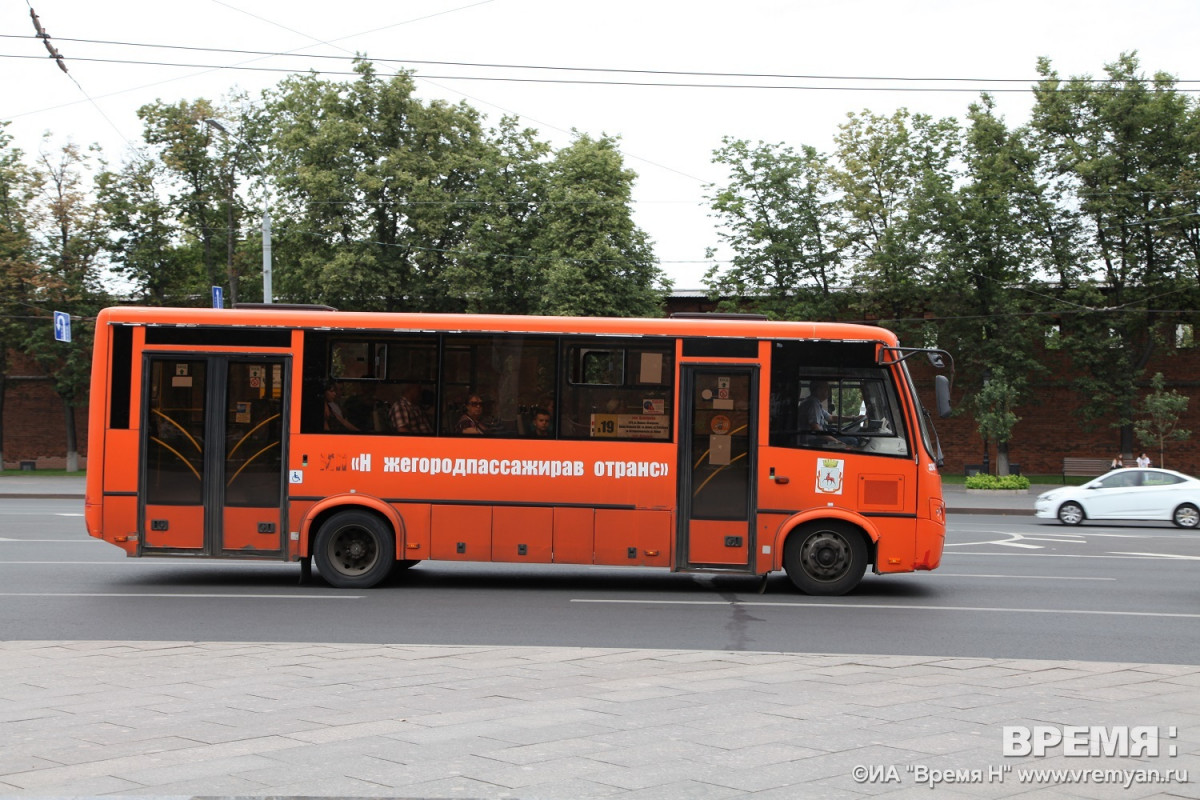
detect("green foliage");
top-left (1030, 53), bottom-right (1198, 440)
top-left (830, 109), bottom-right (958, 340)
top-left (704, 137), bottom-right (842, 320)
top-left (1134, 372), bottom-right (1191, 468)
top-left (97, 158), bottom-right (202, 304)
top-left (254, 64), bottom-right (665, 316)
top-left (965, 473), bottom-right (1031, 490)
top-left (0, 123), bottom-right (39, 466)
top-left (535, 132), bottom-right (667, 317)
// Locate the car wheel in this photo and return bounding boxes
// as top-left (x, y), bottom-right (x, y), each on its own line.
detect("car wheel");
top-left (1057, 501), bottom-right (1085, 526)
top-left (1172, 504), bottom-right (1200, 529)
top-left (783, 521), bottom-right (869, 596)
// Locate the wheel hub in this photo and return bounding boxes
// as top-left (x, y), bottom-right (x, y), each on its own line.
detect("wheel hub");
top-left (801, 532), bottom-right (850, 579)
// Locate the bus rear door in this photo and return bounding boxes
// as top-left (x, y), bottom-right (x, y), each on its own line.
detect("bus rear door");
top-left (140, 354), bottom-right (288, 557)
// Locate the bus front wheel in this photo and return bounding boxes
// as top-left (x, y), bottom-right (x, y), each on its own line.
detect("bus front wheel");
top-left (783, 521), bottom-right (868, 596)
top-left (314, 510), bottom-right (395, 589)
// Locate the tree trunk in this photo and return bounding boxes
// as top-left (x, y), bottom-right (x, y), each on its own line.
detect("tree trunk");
top-left (63, 400), bottom-right (79, 473)
top-left (997, 440), bottom-right (1010, 476)
top-left (1120, 421), bottom-right (1134, 461)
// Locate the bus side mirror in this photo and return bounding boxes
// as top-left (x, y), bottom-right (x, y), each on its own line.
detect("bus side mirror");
top-left (935, 375), bottom-right (951, 419)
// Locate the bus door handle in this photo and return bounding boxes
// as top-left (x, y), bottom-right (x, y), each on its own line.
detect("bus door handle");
top-left (769, 468), bottom-right (789, 485)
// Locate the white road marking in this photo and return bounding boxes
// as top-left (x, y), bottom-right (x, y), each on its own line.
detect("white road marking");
top-left (0, 592), bottom-right (359, 599)
top-left (945, 551), bottom-right (1199, 560)
top-left (570, 599), bottom-right (1200, 619)
top-left (934, 573), bottom-right (1114, 581)
top-left (1108, 551), bottom-right (1200, 561)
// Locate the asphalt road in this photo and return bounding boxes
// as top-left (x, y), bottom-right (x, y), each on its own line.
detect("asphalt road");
top-left (2, 499), bottom-right (1198, 664)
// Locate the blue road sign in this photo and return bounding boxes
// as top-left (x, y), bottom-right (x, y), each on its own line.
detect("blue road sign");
top-left (53, 311), bottom-right (71, 343)
top-left (212, 286), bottom-right (224, 309)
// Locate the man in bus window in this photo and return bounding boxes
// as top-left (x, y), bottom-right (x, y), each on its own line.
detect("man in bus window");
top-left (799, 380), bottom-right (861, 445)
top-left (391, 384), bottom-right (433, 435)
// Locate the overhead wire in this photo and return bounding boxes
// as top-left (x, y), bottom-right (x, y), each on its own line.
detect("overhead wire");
top-left (4, 32), bottom-right (1199, 87)
top-left (20, 3), bottom-right (146, 160)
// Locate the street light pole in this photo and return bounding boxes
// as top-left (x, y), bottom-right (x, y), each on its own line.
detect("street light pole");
top-left (203, 119), bottom-right (273, 304)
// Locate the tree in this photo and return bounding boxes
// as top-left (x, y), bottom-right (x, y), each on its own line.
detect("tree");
top-left (97, 156), bottom-right (200, 304)
top-left (442, 116), bottom-right (552, 314)
top-left (535, 132), bottom-right (667, 317)
top-left (1134, 372), bottom-right (1190, 468)
top-left (24, 138), bottom-right (111, 471)
top-left (973, 369), bottom-right (1022, 476)
top-left (1032, 53), bottom-right (1199, 453)
top-left (829, 109), bottom-right (958, 338)
top-left (261, 62), bottom-right (487, 311)
top-left (703, 137), bottom-right (843, 319)
top-left (0, 123), bottom-right (39, 470)
top-left (928, 97), bottom-right (1047, 473)
top-left (138, 98), bottom-right (232, 304)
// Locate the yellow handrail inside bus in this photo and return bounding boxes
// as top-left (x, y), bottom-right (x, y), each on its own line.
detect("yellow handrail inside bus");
top-left (692, 451), bottom-right (748, 497)
top-left (151, 409), bottom-right (202, 454)
top-left (226, 441), bottom-right (280, 487)
top-left (227, 413), bottom-right (281, 459)
top-left (149, 437), bottom-right (202, 481)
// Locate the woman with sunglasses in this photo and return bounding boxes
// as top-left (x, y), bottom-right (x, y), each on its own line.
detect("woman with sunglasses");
top-left (456, 394), bottom-right (489, 435)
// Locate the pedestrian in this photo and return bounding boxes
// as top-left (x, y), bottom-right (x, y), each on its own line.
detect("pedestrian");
top-left (1136, 452), bottom-right (1151, 468)
top-left (1110, 454), bottom-right (1124, 469)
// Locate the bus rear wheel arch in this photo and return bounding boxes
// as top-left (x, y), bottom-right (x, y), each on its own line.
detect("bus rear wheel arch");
top-left (782, 520), bottom-right (869, 596)
top-left (313, 509), bottom-right (396, 588)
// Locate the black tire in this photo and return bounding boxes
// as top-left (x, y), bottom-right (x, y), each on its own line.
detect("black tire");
top-left (783, 521), bottom-right (869, 596)
top-left (1057, 501), bottom-right (1085, 526)
top-left (1172, 504), bottom-right (1200, 529)
top-left (313, 509), bottom-right (395, 588)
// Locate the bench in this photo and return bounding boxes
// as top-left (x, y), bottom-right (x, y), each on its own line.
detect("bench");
top-left (1062, 457), bottom-right (1112, 483)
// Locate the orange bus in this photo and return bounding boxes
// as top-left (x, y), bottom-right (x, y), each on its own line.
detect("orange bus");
top-left (84, 306), bottom-right (952, 595)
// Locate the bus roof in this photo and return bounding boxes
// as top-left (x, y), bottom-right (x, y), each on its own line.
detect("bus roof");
top-left (95, 306), bottom-right (901, 346)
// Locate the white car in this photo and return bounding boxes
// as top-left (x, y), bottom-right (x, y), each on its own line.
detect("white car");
top-left (1035, 468), bottom-right (1200, 528)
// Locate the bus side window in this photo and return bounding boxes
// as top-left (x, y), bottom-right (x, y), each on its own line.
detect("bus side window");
top-left (561, 343), bottom-right (673, 441)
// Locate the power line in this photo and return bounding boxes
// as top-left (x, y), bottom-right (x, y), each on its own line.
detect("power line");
top-left (11, 51), bottom-right (1200, 93)
top-left (5, 33), bottom-right (1199, 86)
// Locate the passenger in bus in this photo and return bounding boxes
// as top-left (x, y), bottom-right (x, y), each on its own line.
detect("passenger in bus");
top-left (323, 383), bottom-right (359, 432)
top-left (343, 382), bottom-right (383, 431)
top-left (456, 394), bottom-right (489, 435)
top-left (527, 407), bottom-right (552, 438)
top-left (390, 384), bottom-right (433, 435)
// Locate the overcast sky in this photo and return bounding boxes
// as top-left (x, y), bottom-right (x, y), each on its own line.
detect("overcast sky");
top-left (4, 0), bottom-right (1199, 289)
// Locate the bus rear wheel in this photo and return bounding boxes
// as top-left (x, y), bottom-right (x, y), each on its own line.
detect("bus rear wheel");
top-left (314, 510), bottom-right (395, 588)
top-left (783, 521), bottom-right (868, 596)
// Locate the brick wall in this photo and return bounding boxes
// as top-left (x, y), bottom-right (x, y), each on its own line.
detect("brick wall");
top-left (920, 348), bottom-right (1200, 477)
top-left (2, 351), bottom-right (88, 470)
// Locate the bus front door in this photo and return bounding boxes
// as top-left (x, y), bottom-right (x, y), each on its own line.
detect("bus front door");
top-left (140, 355), bottom-right (288, 557)
top-left (678, 366), bottom-right (757, 572)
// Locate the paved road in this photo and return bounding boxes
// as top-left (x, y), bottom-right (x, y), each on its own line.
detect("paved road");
top-left (1, 476), bottom-right (1197, 798)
